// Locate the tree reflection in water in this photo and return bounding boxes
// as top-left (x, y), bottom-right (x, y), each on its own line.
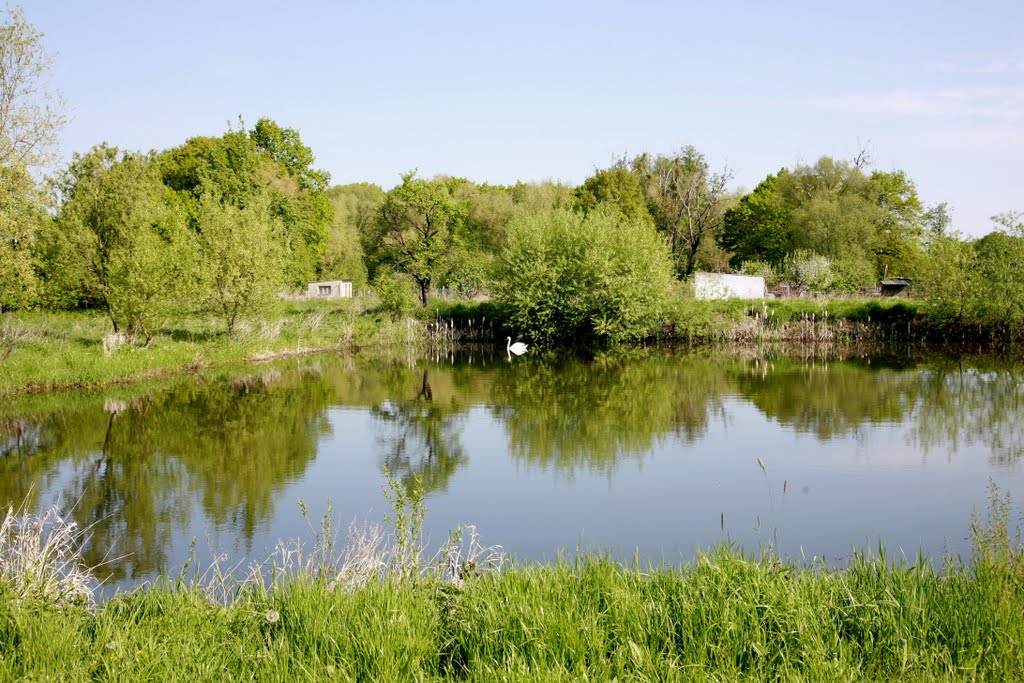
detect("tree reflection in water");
top-left (371, 368), bottom-right (468, 494)
top-left (0, 368), bottom-right (333, 580)
top-left (490, 354), bottom-right (732, 475)
top-left (0, 349), bottom-right (1022, 583)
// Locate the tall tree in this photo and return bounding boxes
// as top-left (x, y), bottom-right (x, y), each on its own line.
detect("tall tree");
top-left (869, 169), bottom-right (924, 276)
top-left (632, 147), bottom-right (733, 277)
top-left (158, 120), bottom-right (331, 287)
top-left (719, 156), bottom-right (927, 288)
top-left (370, 172), bottom-right (465, 306)
top-left (719, 172), bottom-right (792, 269)
top-left (195, 190), bottom-right (284, 336)
top-left (573, 166), bottom-right (653, 227)
top-left (0, 165), bottom-right (42, 311)
top-left (0, 5), bottom-right (67, 169)
top-left (322, 183), bottom-right (381, 288)
top-left (51, 145), bottom-right (191, 339)
top-left (974, 213), bottom-right (1024, 331)
top-left (249, 118), bottom-right (329, 192)
top-left (0, 5), bottom-right (68, 310)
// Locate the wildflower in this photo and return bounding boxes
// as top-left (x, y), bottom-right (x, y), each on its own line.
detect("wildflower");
top-left (265, 609), bottom-right (280, 625)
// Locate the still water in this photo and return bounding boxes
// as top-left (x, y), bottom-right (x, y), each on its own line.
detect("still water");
top-left (2, 348), bottom-right (1022, 586)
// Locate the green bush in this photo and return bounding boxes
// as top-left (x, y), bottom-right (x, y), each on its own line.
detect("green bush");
top-left (492, 207), bottom-right (675, 346)
top-left (783, 249), bottom-right (833, 292)
top-left (738, 260), bottom-right (781, 286)
top-left (372, 270), bottom-right (419, 320)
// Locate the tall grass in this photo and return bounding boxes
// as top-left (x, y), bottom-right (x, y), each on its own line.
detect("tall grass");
top-left (0, 503), bottom-right (97, 607)
top-left (0, 483), bottom-right (1021, 680)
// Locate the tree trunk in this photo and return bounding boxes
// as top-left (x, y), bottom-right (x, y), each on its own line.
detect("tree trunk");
top-left (685, 238), bottom-right (700, 276)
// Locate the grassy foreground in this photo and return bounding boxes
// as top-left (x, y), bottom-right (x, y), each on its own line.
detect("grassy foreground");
top-left (0, 491), bottom-right (1021, 681)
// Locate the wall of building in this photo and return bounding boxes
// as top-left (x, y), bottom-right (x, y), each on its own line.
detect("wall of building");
top-left (306, 280), bottom-right (353, 298)
top-left (693, 272), bottom-right (765, 300)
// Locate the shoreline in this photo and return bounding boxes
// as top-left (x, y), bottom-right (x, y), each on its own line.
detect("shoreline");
top-left (1, 297), bottom-right (1018, 396)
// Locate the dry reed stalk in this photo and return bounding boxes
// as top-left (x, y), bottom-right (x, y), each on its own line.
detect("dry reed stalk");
top-left (0, 504), bottom-right (98, 607)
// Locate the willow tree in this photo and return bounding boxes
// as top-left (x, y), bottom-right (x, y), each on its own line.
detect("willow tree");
top-left (0, 5), bottom-right (68, 310)
top-left (0, 5), bottom-right (67, 169)
top-left (195, 190), bottom-right (284, 336)
top-left (493, 206), bottom-right (675, 346)
top-left (632, 147), bottom-right (733, 277)
top-left (51, 145), bottom-right (191, 341)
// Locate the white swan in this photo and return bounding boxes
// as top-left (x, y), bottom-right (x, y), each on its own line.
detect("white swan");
top-left (506, 336), bottom-right (528, 356)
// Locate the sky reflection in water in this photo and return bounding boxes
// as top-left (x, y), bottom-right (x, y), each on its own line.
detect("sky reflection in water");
top-left (2, 348), bottom-right (1022, 586)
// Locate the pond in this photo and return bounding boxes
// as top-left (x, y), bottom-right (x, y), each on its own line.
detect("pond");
top-left (2, 347), bottom-right (1022, 587)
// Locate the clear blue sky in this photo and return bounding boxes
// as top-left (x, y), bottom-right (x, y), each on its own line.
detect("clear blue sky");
top-left (23, 0), bottom-right (1023, 235)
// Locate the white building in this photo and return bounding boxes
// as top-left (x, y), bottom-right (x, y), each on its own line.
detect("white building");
top-left (693, 272), bottom-right (765, 300)
top-left (307, 279), bottom-right (353, 299)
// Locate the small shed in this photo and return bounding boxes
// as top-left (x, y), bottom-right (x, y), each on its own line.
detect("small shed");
top-left (307, 279), bottom-right (353, 299)
top-left (880, 277), bottom-right (912, 297)
top-left (694, 272), bottom-right (766, 300)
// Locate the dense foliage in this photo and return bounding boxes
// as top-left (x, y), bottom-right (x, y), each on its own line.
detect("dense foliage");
top-left (493, 207), bottom-right (675, 345)
top-left (1, 4), bottom-right (1023, 349)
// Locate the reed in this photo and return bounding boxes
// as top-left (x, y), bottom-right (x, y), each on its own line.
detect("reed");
top-left (0, 484), bottom-right (1020, 680)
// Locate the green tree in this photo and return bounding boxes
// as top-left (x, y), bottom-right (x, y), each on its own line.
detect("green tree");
top-left (508, 180), bottom-right (573, 214)
top-left (454, 182), bottom-right (517, 254)
top-left (0, 5), bottom-right (67, 169)
top-left (0, 5), bottom-right (68, 311)
top-left (249, 117), bottom-right (330, 192)
top-left (322, 183), bottom-right (382, 288)
top-left (779, 157), bottom-right (879, 263)
top-left (870, 170), bottom-right (924, 276)
top-left (0, 165), bottom-right (43, 311)
top-left (972, 216), bottom-right (1024, 332)
top-left (51, 145), bottom-right (191, 339)
top-left (158, 121), bottom-right (330, 287)
top-left (916, 232), bottom-right (979, 322)
top-left (723, 156), bottom-right (926, 288)
top-left (719, 173), bottom-right (792, 269)
top-left (195, 191), bottom-right (284, 336)
top-left (923, 202), bottom-right (952, 237)
top-left (493, 206), bottom-right (675, 345)
top-left (632, 147), bottom-right (733, 277)
top-left (370, 172), bottom-right (465, 306)
top-left (573, 166), bottom-right (653, 227)
top-left (249, 118), bottom-right (332, 282)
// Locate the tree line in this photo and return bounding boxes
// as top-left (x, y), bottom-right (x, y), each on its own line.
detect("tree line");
top-left (2, 5), bottom-right (1022, 345)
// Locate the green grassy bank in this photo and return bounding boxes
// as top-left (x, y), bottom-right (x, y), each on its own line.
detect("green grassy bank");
top-left (0, 295), bottom-right (1004, 395)
top-left (0, 299), bottom-right (438, 394)
top-left (0, 491), bottom-right (1022, 681)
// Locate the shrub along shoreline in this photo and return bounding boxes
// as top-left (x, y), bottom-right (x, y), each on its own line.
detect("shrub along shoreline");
top-left (1, 295), bottom-right (1018, 396)
top-left (0, 487), bottom-right (1021, 680)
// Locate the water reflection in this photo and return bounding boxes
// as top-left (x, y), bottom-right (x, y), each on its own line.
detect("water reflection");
top-left (733, 359), bottom-right (920, 440)
top-left (0, 368), bottom-right (333, 579)
top-left (0, 349), bottom-right (1022, 583)
top-left (911, 362), bottom-right (1024, 467)
top-left (371, 369), bottom-right (468, 493)
top-left (491, 354), bottom-right (731, 474)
